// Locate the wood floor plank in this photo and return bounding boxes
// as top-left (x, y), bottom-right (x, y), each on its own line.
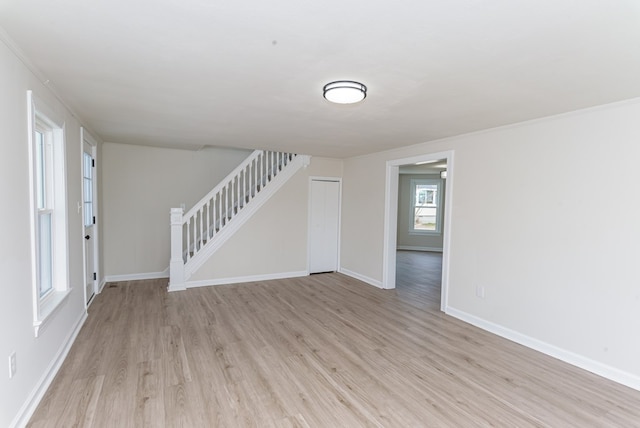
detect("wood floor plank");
top-left (47, 375), bottom-right (104, 428)
top-left (134, 359), bottom-right (164, 428)
top-left (27, 252), bottom-right (640, 427)
top-left (160, 325), bottom-right (193, 387)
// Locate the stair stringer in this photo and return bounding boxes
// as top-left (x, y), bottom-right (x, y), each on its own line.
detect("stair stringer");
top-left (182, 154), bottom-right (310, 281)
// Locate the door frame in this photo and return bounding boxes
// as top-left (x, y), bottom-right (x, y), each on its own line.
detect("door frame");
top-left (382, 150), bottom-right (454, 312)
top-left (307, 177), bottom-right (342, 274)
top-left (81, 127), bottom-right (100, 307)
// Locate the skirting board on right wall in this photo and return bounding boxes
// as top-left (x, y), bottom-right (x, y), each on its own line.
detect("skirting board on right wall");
top-left (446, 306), bottom-right (640, 392)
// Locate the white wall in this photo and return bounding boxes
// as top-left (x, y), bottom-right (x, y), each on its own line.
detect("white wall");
top-left (0, 39), bottom-right (91, 427)
top-left (102, 143), bottom-right (251, 278)
top-left (341, 98), bottom-right (640, 388)
top-left (189, 157), bottom-right (343, 283)
top-left (397, 173), bottom-right (444, 250)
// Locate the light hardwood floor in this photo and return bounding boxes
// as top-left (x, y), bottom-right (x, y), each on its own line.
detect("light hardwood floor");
top-left (28, 251), bottom-right (640, 427)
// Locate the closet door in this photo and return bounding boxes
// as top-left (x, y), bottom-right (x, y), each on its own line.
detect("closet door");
top-left (309, 180), bottom-right (340, 273)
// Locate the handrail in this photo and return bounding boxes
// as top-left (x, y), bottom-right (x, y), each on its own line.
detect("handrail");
top-left (169, 150), bottom-right (304, 291)
top-left (183, 149), bottom-right (262, 221)
top-left (182, 150), bottom-right (296, 260)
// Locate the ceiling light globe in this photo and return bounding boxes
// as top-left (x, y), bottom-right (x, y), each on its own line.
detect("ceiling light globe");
top-left (323, 81), bottom-right (367, 104)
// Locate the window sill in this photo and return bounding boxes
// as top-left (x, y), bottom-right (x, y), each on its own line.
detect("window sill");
top-left (409, 230), bottom-right (441, 236)
top-left (33, 288), bottom-right (72, 337)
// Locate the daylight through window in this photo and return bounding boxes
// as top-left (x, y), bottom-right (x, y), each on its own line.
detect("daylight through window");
top-left (410, 179), bottom-right (442, 234)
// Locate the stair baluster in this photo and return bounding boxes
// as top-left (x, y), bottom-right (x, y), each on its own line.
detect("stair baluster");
top-left (169, 150), bottom-right (309, 291)
top-left (186, 218), bottom-right (191, 261)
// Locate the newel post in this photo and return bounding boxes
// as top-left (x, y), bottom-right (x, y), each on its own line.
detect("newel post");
top-left (168, 207), bottom-right (186, 292)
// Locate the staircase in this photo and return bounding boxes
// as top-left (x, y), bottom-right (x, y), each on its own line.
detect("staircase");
top-left (168, 150), bottom-right (310, 291)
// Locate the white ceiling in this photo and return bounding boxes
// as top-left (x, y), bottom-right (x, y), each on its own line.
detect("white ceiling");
top-left (1, 0), bottom-right (640, 158)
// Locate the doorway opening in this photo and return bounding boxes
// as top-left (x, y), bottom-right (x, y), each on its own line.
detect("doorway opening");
top-left (382, 150), bottom-right (453, 312)
top-left (396, 250), bottom-right (443, 308)
top-left (395, 160), bottom-right (447, 308)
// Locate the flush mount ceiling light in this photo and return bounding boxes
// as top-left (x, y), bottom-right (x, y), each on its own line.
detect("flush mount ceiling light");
top-left (323, 80), bottom-right (367, 104)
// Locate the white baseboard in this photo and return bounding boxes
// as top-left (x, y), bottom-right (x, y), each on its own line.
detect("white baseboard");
top-left (397, 246), bottom-right (443, 253)
top-left (10, 311), bottom-right (88, 428)
top-left (183, 270), bottom-right (309, 289)
top-left (167, 282), bottom-right (187, 292)
top-left (104, 267), bottom-right (169, 283)
top-left (339, 268), bottom-right (383, 289)
top-left (97, 277), bottom-right (107, 293)
top-left (445, 306), bottom-right (640, 392)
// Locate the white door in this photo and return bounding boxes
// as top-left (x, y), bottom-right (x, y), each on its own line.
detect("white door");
top-left (309, 179), bottom-right (340, 273)
top-left (82, 140), bottom-right (96, 304)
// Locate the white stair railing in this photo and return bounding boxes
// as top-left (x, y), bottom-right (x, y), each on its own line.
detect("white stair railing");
top-left (169, 150), bottom-right (307, 290)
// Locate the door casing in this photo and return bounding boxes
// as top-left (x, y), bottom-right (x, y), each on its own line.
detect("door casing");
top-left (81, 128), bottom-right (99, 306)
top-left (383, 150), bottom-right (454, 312)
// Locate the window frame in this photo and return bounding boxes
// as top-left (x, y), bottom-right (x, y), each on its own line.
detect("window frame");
top-left (409, 178), bottom-right (443, 235)
top-left (27, 91), bottom-right (71, 337)
top-left (82, 151), bottom-right (94, 228)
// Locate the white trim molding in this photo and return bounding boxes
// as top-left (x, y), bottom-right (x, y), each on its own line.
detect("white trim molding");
top-left (27, 90), bottom-right (72, 337)
top-left (383, 150), bottom-right (454, 311)
top-left (33, 289), bottom-right (72, 338)
top-left (183, 270), bottom-right (308, 289)
top-left (339, 268), bottom-right (383, 289)
top-left (81, 127), bottom-right (100, 306)
top-left (10, 311), bottom-right (87, 428)
top-left (104, 267), bottom-right (169, 283)
top-left (445, 306), bottom-right (640, 392)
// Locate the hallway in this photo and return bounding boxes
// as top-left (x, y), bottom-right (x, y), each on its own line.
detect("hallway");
top-left (395, 250), bottom-right (442, 310)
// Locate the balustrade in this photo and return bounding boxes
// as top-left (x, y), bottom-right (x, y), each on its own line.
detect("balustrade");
top-left (169, 150), bottom-right (300, 290)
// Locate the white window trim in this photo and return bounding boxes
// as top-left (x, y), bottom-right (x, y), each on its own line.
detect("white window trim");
top-left (409, 178), bottom-right (443, 236)
top-left (27, 91), bottom-right (71, 337)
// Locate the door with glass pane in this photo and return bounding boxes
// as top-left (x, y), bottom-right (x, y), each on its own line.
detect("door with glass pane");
top-left (83, 141), bottom-right (95, 304)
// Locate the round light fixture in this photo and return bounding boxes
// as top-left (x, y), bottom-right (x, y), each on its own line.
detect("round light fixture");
top-left (323, 80), bottom-right (367, 104)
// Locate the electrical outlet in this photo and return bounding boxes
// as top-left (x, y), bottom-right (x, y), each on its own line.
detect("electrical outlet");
top-left (475, 285), bottom-right (485, 299)
top-left (9, 352), bottom-right (16, 378)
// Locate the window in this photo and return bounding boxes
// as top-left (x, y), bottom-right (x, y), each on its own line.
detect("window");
top-left (83, 152), bottom-right (93, 227)
top-left (28, 91), bottom-right (70, 336)
top-left (410, 178), bottom-right (442, 234)
top-left (35, 128), bottom-right (54, 298)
